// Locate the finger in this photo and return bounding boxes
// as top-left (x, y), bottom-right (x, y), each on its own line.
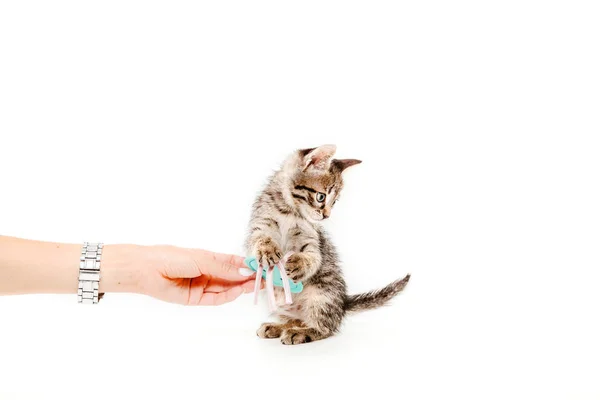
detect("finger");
top-left (201, 277), bottom-right (255, 293)
top-left (198, 285), bottom-right (244, 306)
top-left (193, 250), bottom-right (255, 281)
top-left (242, 279), bottom-right (261, 293)
top-left (198, 276), bottom-right (263, 293)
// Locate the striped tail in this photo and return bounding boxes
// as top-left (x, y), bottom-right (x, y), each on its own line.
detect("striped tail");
top-left (344, 274), bottom-right (411, 312)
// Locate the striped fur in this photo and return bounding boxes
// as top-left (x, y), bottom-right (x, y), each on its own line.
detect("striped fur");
top-left (245, 145), bottom-right (410, 345)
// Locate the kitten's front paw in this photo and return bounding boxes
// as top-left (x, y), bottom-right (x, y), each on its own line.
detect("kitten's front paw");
top-left (256, 238), bottom-right (282, 266)
top-left (284, 253), bottom-right (310, 282)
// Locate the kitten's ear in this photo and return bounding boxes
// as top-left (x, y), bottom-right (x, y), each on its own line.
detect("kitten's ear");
top-left (332, 159), bottom-right (362, 172)
top-left (298, 147), bottom-right (317, 158)
top-left (300, 144), bottom-right (337, 172)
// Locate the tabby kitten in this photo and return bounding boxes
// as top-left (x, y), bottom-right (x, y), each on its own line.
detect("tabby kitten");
top-left (245, 144), bottom-right (410, 345)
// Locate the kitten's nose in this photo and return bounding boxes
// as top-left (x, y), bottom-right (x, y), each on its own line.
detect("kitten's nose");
top-left (322, 211), bottom-right (330, 219)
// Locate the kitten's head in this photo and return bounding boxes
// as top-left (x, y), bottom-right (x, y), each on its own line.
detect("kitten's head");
top-left (282, 144), bottom-right (361, 222)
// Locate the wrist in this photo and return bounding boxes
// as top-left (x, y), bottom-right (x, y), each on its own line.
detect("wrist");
top-left (99, 244), bottom-right (143, 294)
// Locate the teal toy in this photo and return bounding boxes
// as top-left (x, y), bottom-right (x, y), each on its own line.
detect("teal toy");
top-left (244, 256), bottom-right (303, 293)
top-left (245, 251), bottom-right (303, 311)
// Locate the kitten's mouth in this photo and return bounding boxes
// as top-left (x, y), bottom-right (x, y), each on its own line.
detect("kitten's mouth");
top-left (307, 214), bottom-right (325, 223)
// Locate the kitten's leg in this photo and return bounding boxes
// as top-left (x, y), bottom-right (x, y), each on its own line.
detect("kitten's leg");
top-left (246, 217), bottom-right (283, 266)
top-left (280, 289), bottom-right (344, 345)
top-left (256, 319), bottom-right (304, 339)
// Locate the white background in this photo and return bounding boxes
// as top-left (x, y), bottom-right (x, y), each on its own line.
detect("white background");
top-left (1, 1), bottom-right (599, 399)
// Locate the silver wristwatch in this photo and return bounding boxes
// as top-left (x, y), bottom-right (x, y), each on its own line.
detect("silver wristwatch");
top-left (78, 242), bottom-right (103, 304)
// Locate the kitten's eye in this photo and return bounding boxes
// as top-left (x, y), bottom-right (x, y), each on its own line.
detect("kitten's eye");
top-left (316, 192), bottom-right (326, 203)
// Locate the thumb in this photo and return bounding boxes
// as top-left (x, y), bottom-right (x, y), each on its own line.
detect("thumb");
top-left (192, 249), bottom-right (255, 281)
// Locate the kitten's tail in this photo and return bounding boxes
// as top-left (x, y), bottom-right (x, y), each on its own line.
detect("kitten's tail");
top-left (343, 274), bottom-right (411, 312)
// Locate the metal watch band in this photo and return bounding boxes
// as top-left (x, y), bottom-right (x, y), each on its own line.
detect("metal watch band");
top-left (78, 242), bottom-right (103, 304)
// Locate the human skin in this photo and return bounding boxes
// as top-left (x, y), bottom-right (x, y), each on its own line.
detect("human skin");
top-left (0, 235), bottom-right (259, 305)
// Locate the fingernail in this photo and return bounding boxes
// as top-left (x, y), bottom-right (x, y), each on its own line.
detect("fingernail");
top-left (238, 268), bottom-right (255, 277)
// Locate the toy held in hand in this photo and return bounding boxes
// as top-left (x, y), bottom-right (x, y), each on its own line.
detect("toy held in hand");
top-left (244, 252), bottom-right (303, 311)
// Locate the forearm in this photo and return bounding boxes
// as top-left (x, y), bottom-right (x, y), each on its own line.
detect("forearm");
top-left (0, 236), bottom-right (141, 296)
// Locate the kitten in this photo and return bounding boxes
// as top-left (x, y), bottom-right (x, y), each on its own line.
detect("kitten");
top-left (245, 144), bottom-right (410, 345)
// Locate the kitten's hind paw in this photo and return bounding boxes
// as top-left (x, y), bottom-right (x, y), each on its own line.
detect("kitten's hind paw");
top-left (256, 323), bottom-right (283, 339)
top-left (280, 328), bottom-right (315, 345)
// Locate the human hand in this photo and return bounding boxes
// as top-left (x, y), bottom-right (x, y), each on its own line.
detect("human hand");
top-left (101, 244), bottom-right (258, 305)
